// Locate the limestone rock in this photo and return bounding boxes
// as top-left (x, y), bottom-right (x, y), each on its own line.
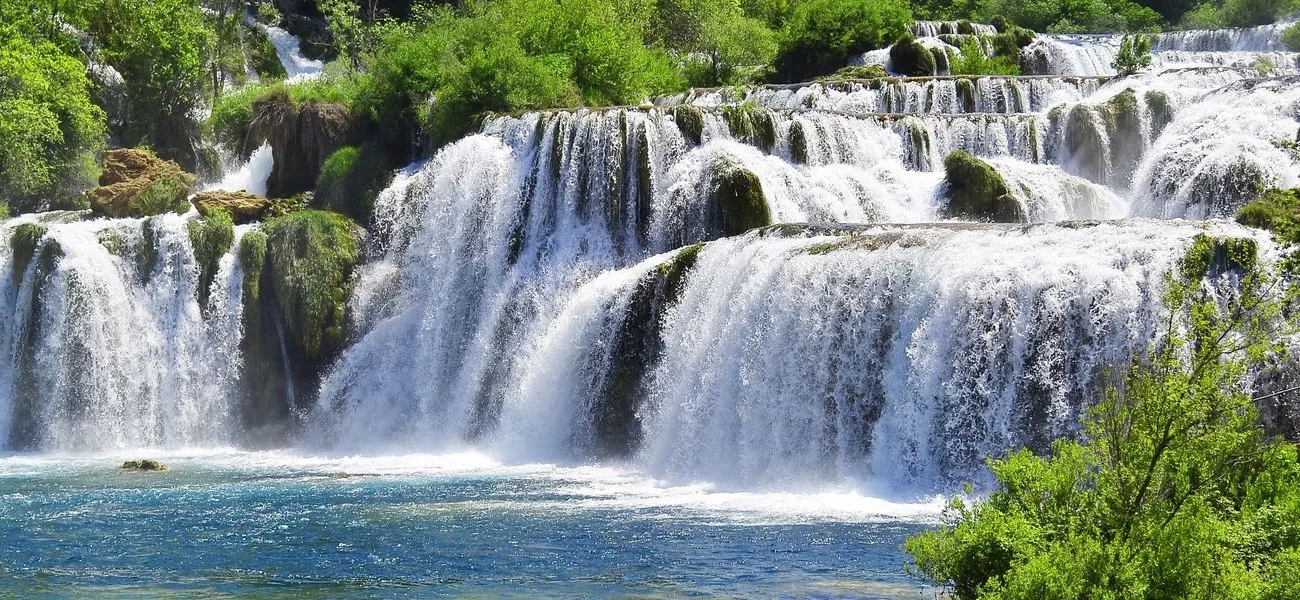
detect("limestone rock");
top-left (192, 190), bottom-right (273, 224)
top-left (86, 149), bottom-right (197, 218)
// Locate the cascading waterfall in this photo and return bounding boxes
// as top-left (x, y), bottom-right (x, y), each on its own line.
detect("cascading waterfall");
top-left (244, 13), bottom-right (325, 82)
top-left (3, 17), bottom-right (1298, 500)
top-left (0, 216), bottom-right (247, 451)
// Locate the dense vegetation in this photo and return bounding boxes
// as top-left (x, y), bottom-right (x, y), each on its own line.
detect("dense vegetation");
top-left (907, 234), bottom-right (1300, 599)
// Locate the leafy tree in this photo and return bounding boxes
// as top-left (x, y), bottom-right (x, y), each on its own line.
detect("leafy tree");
top-left (906, 236), bottom-right (1300, 599)
top-left (950, 38), bottom-right (1021, 75)
top-left (86, 0), bottom-right (209, 164)
top-left (0, 28), bottom-right (106, 212)
top-left (769, 0), bottom-right (913, 83)
top-left (660, 0), bottom-right (778, 86)
top-left (976, 0), bottom-right (1163, 32)
top-left (1113, 34), bottom-right (1153, 76)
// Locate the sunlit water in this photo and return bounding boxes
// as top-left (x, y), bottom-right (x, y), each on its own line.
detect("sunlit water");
top-left (0, 451), bottom-right (942, 598)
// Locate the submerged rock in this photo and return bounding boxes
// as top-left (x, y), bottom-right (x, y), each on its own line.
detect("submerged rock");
top-left (192, 190), bottom-right (273, 224)
top-left (942, 151), bottom-right (1023, 223)
top-left (120, 459), bottom-right (167, 471)
top-left (86, 149), bottom-right (197, 218)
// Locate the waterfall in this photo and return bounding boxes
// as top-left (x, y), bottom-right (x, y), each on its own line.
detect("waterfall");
top-left (635, 221), bottom-right (1267, 490)
top-left (244, 14), bottom-right (324, 82)
top-left (0, 216), bottom-right (247, 451)
top-left (207, 143), bottom-right (274, 196)
top-left (1154, 21), bottom-right (1294, 52)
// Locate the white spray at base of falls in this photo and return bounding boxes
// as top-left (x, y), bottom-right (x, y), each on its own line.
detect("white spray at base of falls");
top-left (0, 216), bottom-right (247, 451)
top-left (207, 143), bottom-right (274, 196)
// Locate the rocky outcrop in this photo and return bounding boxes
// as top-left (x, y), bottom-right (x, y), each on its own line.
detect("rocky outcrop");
top-left (592, 243), bottom-right (704, 457)
top-left (85, 149), bottom-right (196, 218)
top-left (890, 34), bottom-right (937, 76)
top-left (1054, 89), bottom-right (1172, 188)
top-left (120, 459), bottom-right (167, 471)
top-left (942, 150), bottom-right (1023, 223)
top-left (248, 90), bottom-right (354, 198)
top-left (192, 190), bottom-right (273, 224)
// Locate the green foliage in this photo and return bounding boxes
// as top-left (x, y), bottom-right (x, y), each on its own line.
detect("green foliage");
top-left (1178, 0), bottom-right (1299, 27)
top-left (1237, 188), bottom-right (1300, 244)
top-left (769, 0), bottom-right (913, 83)
top-left (130, 175), bottom-right (193, 218)
top-left (1283, 22), bottom-right (1300, 51)
top-left (976, 0), bottom-right (1163, 33)
top-left (245, 24), bottom-right (288, 80)
top-left (906, 240), bottom-right (1300, 599)
top-left (0, 29), bottom-right (106, 213)
top-left (187, 208), bottom-right (236, 309)
top-left (657, 0), bottom-right (778, 87)
top-left (315, 144), bottom-right (393, 223)
top-left (815, 64), bottom-right (889, 80)
top-left (263, 210), bottom-right (362, 363)
top-left (1113, 34), bottom-right (1154, 77)
top-left (86, 0), bottom-right (208, 160)
top-left (950, 39), bottom-right (1021, 75)
top-left (208, 79), bottom-right (358, 154)
top-left (238, 228), bottom-right (268, 310)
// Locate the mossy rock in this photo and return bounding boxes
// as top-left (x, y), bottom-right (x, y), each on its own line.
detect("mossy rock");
top-left (263, 210), bottom-right (363, 366)
top-left (86, 148), bottom-right (197, 218)
top-left (707, 159), bottom-right (771, 237)
top-left (98, 229), bottom-right (127, 256)
top-left (120, 459), bottom-right (167, 471)
top-left (816, 65), bottom-right (888, 81)
top-left (789, 121), bottom-right (809, 164)
top-left (941, 150), bottom-right (1023, 223)
top-left (672, 105), bottom-right (704, 146)
top-left (889, 34), bottom-right (936, 77)
top-left (1237, 188), bottom-right (1300, 243)
top-left (1145, 90), bottom-right (1172, 138)
top-left (930, 47), bottom-right (952, 76)
top-left (315, 144), bottom-right (393, 223)
top-left (720, 104), bottom-right (776, 152)
top-left (1190, 158), bottom-right (1268, 217)
top-left (192, 190), bottom-right (273, 224)
top-left (187, 208), bottom-right (236, 310)
top-left (10, 223), bottom-right (48, 289)
top-left (957, 20), bottom-right (976, 35)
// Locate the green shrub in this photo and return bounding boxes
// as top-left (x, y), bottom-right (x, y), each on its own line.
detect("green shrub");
top-left (769, 0), bottom-right (913, 83)
top-left (208, 79), bottom-right (358, 155)
top-left (1112, 34), bottom-right (1153, 76)
top-left (889, 33), bottom-right (937, 76)
top-left (950, 39), bottom-right (1021, 75)
top-left (976, 0), bottom-right (1162, 33)
top-left (1283, 22), bottom-right (1300, 51)
top-left (1237, 188), bottom-right (1300, 243)
top-left (815, 64), bottom-right (890, 80)
top-left (315, 144), bottom-right (393, 223)
top-left (245, 23), bottom-right (287, 80)
top-left (907, 242), bottom-right (1300, 599)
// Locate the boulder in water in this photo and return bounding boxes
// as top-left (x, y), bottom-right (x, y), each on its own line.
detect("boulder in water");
top-left (941, 150), bottom-right (1023, 223)
top-left (889, 34), bottom-right (936, 76)
top-left (192, 190), bottom-right (273, 224)
top-left (672, 105), bottom-right (704, 145)
top-left (86, 149), bottom-right (197, 218)
top-left (707, 159), bottom-right (771, 237)
top-left (120, 459), bottom-right (167, 471)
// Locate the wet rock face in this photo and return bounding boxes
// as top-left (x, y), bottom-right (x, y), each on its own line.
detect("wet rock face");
top-left (85, 149), bottom-right (197, 218)
top-left (889, 34), bottom-right (937, 77)
top-left (192, 191), bottom-right (273, 224)
top-left (248, 91), bottom-right (354, 199)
